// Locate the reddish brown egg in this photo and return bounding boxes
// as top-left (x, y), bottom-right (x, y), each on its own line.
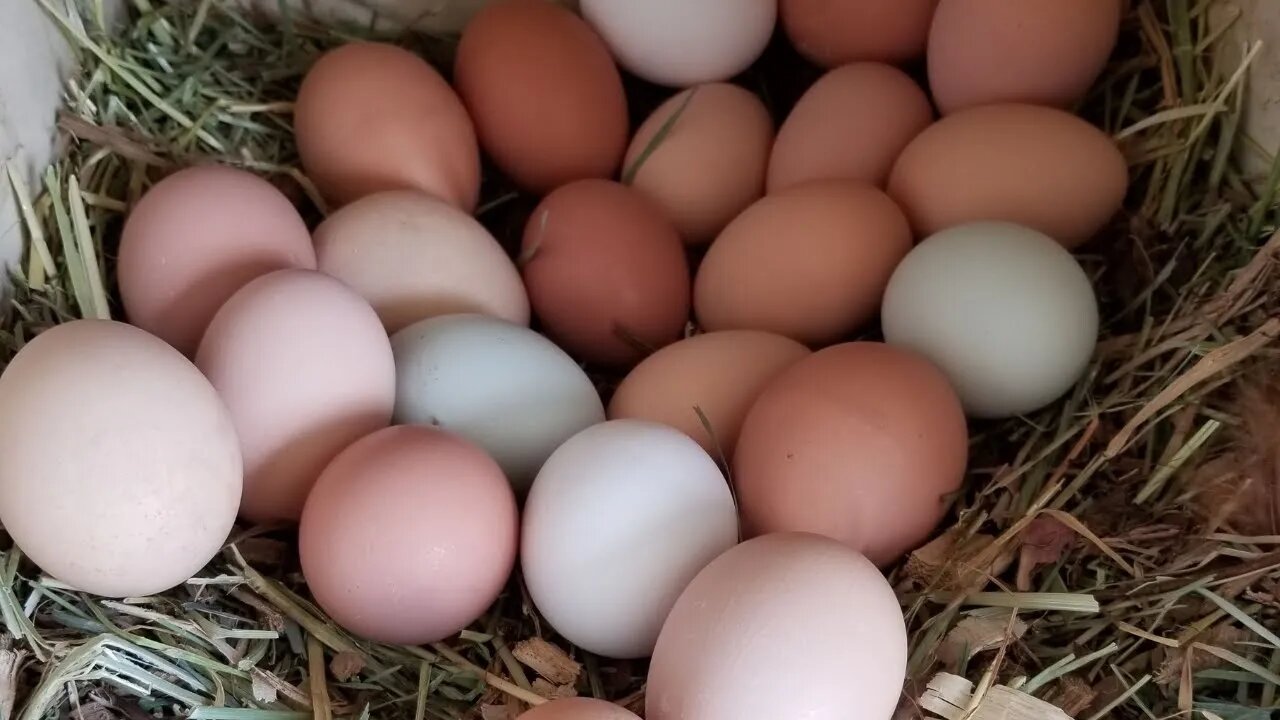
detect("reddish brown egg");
top-left (521, 180), bottom-right (690, 366)
top-left (928, 0), bottom-right (1123, 114)
top-left (887, 103), bottom-right (1128, 249)
top-left (734, 342), bottom-right (968, 566)
top-left (694, 180), bottom-right (911, 345)
top-left (768, 63), bottom-right (932, 192)
top-left (455, 0), bottom-right (628, 193)
top-left (294, 42), bottom-right (480, 210)
top-left (779, 0), bottom-right (938, 66)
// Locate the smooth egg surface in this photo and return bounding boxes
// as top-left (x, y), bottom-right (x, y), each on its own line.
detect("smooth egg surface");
top-left (196, 269), bottom-right (395, 523)
top-left (646, 532), bottom-right (907, 720)
top-left (117, 165), bottom-right (315, 356)
top-left (734, 342), bottom-right (968, 566)
top-left (779, 0), bottom-right (938, 66)
top-left (0, 320), bottom-right (242, 597)
top-left (518, 698), bottom-right (640, 720)
top-left (300, 425), bottom-right (518, 644)
top-left (314, 190), bottom-right (529, 333)
top-left (294, 42), bottom-right (480, 210)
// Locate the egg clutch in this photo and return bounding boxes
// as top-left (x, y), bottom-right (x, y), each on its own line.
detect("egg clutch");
top-left (0, 1), bottom-right (1126, 719)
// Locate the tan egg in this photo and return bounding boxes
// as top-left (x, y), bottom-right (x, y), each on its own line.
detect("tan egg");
top-left (294, 42), bottom-right (480, 210)
top-left (455, 0), bottom-right (628, 194)
top-left (608, 330), bottom-right (809, 457)
top-left (887, 103), bottom-right (1128, 249)
top-left (196, 269), bottom-right (396, 523)
top-left (0, 320), bottom-right (242, 597)
top-left (768, 63), bottom-right (932, 192)
top-left (625, 83), bottom-right (773, 244)
top-left (929, 0), bottom-right (1123, 114)
top-left (314, 190), bottom-right (529, 333)
top-left (118, 165), bottom-right (315, 356)
top-left (521, 179), bottom-right (690, 366)
top-left (734, 342), bottom-right (968, 566)
top-left (779, 0), bottom-right (938, 66)
top-left (519, 698), bottom-right (640, 720)
top-left (694, 180), bottom-right (911, 345)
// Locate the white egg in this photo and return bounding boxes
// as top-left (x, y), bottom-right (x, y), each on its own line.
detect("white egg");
top-left (881, 221), bottom-right (1099, 419)
top-left (391, 314), bottom-right (604, 490)
top-left (580, 0), bottom-right (776, 87)
top-left (521, 419), bottom-right (739, 659)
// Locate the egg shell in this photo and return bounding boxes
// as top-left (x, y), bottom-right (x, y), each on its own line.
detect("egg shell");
top-left (517, 699), bottom-right (640, 720)
top-left (294, 42), bottom-right (480, 210)
top-left (779, 0), bottom-right (938, 66)
top-left (646, 532), bottom-right (907, 720)
top-left (0, 320), bottom-right (242, 597)
top-left (521, 179), bottom-right (690, 366)
top-left (455, 0), bottom-right (628, 193)
top-left (314, 190), bottom-right (529, 333)
top-left (608, 330), bottom-right (809, 457)
top-left (768, 63), bottom-right (932, 192)
top-left (694, 180), bottom-right (911, 345)
top-left (887, 103), bottom-right (1128, 249)
top-left (928, 0), bottom-right (1123, 114)
top-left (117, 165), bottom-right (315, 356)
top-left (521, 420), bottom-right (738, 659)
top-left (391, 314), bottom-right (605, 491)
top-left (580, 0), bottom-right (776, 87)
top-left (733, 342), bottom-right (968, 566)
top-left (625, 83), bottom-right (773, 244)
top-left (196, 269), bottom-right (395, 523)
top-left (882, 222), bottom-right (1099, 418)
top-left (299, 425), bottom-right (518, 644)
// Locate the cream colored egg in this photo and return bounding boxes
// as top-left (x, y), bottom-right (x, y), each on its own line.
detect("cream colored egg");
top-left (0, 320), bottom-right (242, 597)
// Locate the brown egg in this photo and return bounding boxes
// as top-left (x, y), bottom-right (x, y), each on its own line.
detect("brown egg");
top-left (768, 63), bottom-right (932, 193)
top-left (625, 83), bottom-right (773, 244)
top-left (294, 42), bottom-right (480, 210)
top-left (929, 0), bottom-right (1123, 114)
top-left (118, 165), bottom-right (316, 356)
top-left (519, 698), bottom-right (640, 720)
top-left (887, 103), bottom-right (1128, 249)
top-left (521, 179), bottom-right (690, 366)
top-left (299, 426), bottom-right (517, 644)
top-left (734, 342), bottom-right (968, 566)
top-left (694, 180), bottom-right (911, 345)
top-left (455, 0), bottom-right (628, 194)
top-left (779, 0), bottom-right (938, 66)
top-left (608, 330), bottom-right (809, 458)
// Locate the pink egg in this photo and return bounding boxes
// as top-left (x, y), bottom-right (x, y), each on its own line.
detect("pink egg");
top-left (195, 269), bottom-right (395, 523)
top-left (117, 165), bottom-right (315, 356)
top-left (299, 425), bottom-right (518, 644)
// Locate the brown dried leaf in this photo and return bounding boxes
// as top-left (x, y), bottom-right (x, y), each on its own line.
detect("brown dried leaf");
top-left (512, 637), bottom-right (581, 685)
top-left (1016, 516), bottom-right (1076, 591)
top-left (329, 651), bottom-right (365, 681)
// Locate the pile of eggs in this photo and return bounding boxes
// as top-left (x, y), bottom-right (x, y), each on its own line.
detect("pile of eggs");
top-left (0, 1), bottom-right (1127, 719)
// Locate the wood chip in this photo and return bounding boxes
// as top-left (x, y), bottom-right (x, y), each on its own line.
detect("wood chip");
top-left (921, 673), bottom-right (1077, 720)
top-left (938, 610), bottom-right (1028, 666)
top-left (330, 650), bottom-right (365, 681)
top-left (906, 529), bottom-right (1014, 591)
top-left (511, 637), bottom-right (581, 685)
top-left (250, 670), bottom-right (279, 703)
top-left (531, 678), bottom-right (578, 700)
top-left (1044, 675), bottom-right (1097, 716)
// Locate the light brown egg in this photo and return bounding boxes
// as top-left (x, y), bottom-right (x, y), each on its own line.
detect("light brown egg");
top-left (625, 83), bottom-right (773, 244)
top-left (294, 42), bottom-right (480, 210)
top-left (608, 330), bottom-right (809, 457)
top-left (779, 0), bottom-right (938, 66)
top-left (299, 426), bottom-right (517, 644)
top-left (887, 103), bottom-right (1128, 249)
top-left (929, 0), bottom-right (1123, 114)
top-left (117, 165), bottom-right (315, 356)
top-left (455, 0), bottom-right (628, 194)
top-left (694, 180), bottom-right (911, 345)
top-left (521, 179), bottom-right (690, 366)
top-left (0, 320), bottom-right (242, 597)
top-left (768, 63), bottom-right (932, 192)
top-left (733, 342), bottom-right (968, 566)
top-left (314, 190), bottom-right (529, 333)
top-left (519, 698), bottom-right (640, 720)
top-left (646, 533), bottom-right (907, 720)
top-left (196, 269), bottom-right (396, 523)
